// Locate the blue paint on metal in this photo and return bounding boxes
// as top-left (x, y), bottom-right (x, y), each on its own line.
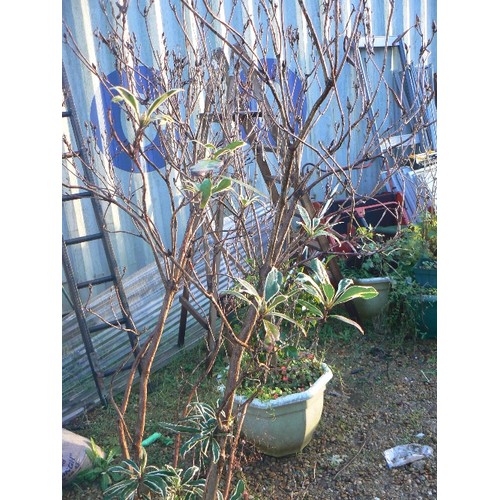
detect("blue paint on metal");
top-left (238, 57), bottom-right (307, 146)
top-left (90, 66), bottom-right (165, 173)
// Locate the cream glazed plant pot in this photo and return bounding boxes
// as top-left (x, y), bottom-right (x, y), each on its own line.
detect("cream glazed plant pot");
top-left (352, 276), bottom-right (392, 320)
top-left (233, 363), bottom-right (333, 458)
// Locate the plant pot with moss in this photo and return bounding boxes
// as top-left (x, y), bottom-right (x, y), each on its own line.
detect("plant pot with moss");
top-left (234, 353), bottom-right (333, 457)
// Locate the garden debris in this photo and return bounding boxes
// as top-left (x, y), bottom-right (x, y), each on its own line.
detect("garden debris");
top-left (329, 454), bottom-right (346, 467)
top-left (383, 443), bottom-right (433, 468)
top-left (62, 428), bottom-right (104, 485)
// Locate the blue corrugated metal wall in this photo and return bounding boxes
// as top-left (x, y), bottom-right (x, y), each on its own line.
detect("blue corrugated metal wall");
top-left (62, 0), bottom-right (437, 309)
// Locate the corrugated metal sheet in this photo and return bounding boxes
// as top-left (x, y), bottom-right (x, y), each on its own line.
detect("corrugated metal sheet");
top-left (62, 0), bottom-right (437, 421)
top-left (62, 204), bottom-right (272, 423)
top-left (63, 0), bottom-right (436, 280)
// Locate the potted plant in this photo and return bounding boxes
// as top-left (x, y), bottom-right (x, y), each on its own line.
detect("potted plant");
top-left (335, 228), bottom-right (396, 320)
top-left (221, 258), bottom-right (378, 457)
top-left (412, 212), bottom-right (437, 287)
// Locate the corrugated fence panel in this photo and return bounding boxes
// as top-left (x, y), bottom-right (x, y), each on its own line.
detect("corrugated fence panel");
top-left (63, 0), bottom-right (437, 277)
top-left (62, 0), bottom-right (437, 421)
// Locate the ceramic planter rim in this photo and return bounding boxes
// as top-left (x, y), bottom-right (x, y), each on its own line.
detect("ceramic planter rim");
top-left (234, 362), bottom-right (333, 410)
top-left (353, 276), bottom-right (392, 284)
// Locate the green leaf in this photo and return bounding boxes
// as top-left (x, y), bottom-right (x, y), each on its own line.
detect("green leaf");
top-left (230, 480), bottom-right (246, 500)
top-left (182, 466), bottom-right (200, 484)
top-left (199, 178), bottom-right (212, 208)
top-left (282, 345), bottom-right (299, 358)
top-left (309, 258), bottom-right (331, 286)
top-left (334, 285), bottom-right (378, 305)
top-left (296, 273), bottom-right (323, 300)
top-left (234, 277), bottom-right (260, 300)
top-left (322, 282), bottom-right (335, 303)
top-left (263, 319), bottom-right (280, 344)
top-left (159, 422), bottom-right (200, 434)
top-left (103, 480), bottom-right (137, 500)
top-left (330, 314), bottom-right (365, 334)
top-left (143, 475), bottom-right (168, 494)
top-left (100, 473), bottom-right (111, 491)
top-left (212, 177), bottom-right (232, 194)
top-left (297, 298), bottom-right (324, 318)
top-left (212, 140), bottom-right (247, 158)
top-left (264, 267), bottom-right (282, 302)
top-left (111, 86), bottom-right (140, 118)
top-left (219, 289), bottom-right (253, 307)
top-left (296, 205), bottom-right (312, 229)
top-left (211, 440), bottom-right (221, 463)
top-left (271, 311), bottom-right (300, 328)
top-left (335, 277), bottom-right (353, 296)
top-left (145, 88), bottom-right (183, 121)
top-left (266, 293), bottom-right (288, 311)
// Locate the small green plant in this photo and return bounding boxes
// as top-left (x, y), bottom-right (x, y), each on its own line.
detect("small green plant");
top-left (162, 465), bottom-right (206, 499)
top-left (104, 449), bottom-right (170, 499)
top-left (103, 449), bottom-right (206, 499)
top-left (184, 176), bottom-right (233, 209)
top-left (190, 139), bottom-right (247, 175)
top-left (339, 221), bottom-right (435, 280)
top-left (73, 438), bottom-right (119, 491)
top-left (220, 259), bottom-right (378, 400)
top-left (295, 204), bottom-right (333, 239)
top-left (226, 479), bottom-right (246, 500)
top-left (238, 350), bottom-right (325, 401)
top-left (296, 257), bottom-right (379, 328)
top-left (111, 86), bottom-right (183, 129)
top-left (159, 401), bottom-right (225, 469)
top-left (222, 266), bottom-right (303, 349)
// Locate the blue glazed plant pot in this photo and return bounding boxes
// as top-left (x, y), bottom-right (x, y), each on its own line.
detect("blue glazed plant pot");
top-left (415, 294), bottom-right (437, 339)
top-left (413, 258), bottom-right (437, 288)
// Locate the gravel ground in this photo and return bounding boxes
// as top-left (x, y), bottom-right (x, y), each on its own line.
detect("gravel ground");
top-left (235, 335), bottom-right (437, 499)
top-left (63, 332), bottom-right (437, 499)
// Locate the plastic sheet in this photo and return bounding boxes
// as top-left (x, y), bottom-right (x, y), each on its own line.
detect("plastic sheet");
top-left (383, 443), bottom-right (433, 468)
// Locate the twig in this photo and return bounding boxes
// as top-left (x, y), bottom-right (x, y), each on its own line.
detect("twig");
top-left (421, 370), bottom-right (431, 383)
top-left (332, 430), bottom-right (370, 481)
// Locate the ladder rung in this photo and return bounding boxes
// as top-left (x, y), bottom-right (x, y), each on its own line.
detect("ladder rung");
top-left (63, 191), bottom-right (92, 202)
top-left (77, 275), bottom-right (115, 289)
top-left (89, 318), bottom-right (128, 334)
top-left (102, 361), bottom-right (135, 378)
top-left (64, 232), bottom-right (103, 246)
